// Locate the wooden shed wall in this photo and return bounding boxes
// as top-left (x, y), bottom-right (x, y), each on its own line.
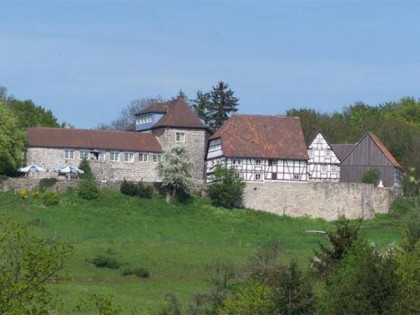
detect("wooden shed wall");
top-left (340, 134), bottom-right (396, 186)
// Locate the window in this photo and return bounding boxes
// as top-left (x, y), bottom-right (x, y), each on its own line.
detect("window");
top-left (294, 174), bottom-right (300, 180)
top-left (98, 151), bottom-right (106, 161)
top-left (255, 173), bottom-right (262, 181)
top-left (136, 114), bottom-right (153, 125)
top-left (271, 172), bottom-right (277, 180)
top-left (255, 159), bottom-right (261, 166)
top-left (152, 154), bottom-right (161, 163)
top-left (65, 149), bottom-right (74, 159)
top-left (321, 165), bottom-right (327, 173)
top-left (79, 150), bottom-right (89, 160)
top-left (175, 132), bottom-right (185, 142)
top-left (232, 158), bottom-right (241, 165)
top-left (331, 165), bottom-right (338, 173)
top-left (110, 151), bottom-right (120, 161)
top-left (139, 152), bottom-right (149, 162)
top-left (308, 149), bottom-right (313, 158)
top-left (325, 149), bottom-right (332, 158)
top-left (124, 152), bottom-right (134, 163)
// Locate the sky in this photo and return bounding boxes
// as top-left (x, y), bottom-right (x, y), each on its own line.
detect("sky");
top-left (1, 0), bottom-right (420, 129)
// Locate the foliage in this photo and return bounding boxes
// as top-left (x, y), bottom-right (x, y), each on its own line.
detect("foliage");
top-left (193, 81), bottom-right (239, 131)
top-left (402, 167), bottom-right (420, 199)
top-left (0, 101), bottom-right (25, 175)
top-left (75, 293), bottom-right (122, 315)
top-left (220, 280), bottom-right (273, 315)
top-left (79, 157), bottom-right (94, 180)
top-left (158, 144), bottom-right (195, 202)
top-left (400, 213), bottom-right (420, 252)
top-left (208, 165), bottom-right (245, 208)
top-left (0, 217), bottom-right (70, 314)
top-left (97, 96), bottom-right (163, 131)
top-left (18, 188), bottom-right (29, 200)
top-left (361, 168), bottom-right (380, 185)
top-left (312, 217), bottom-right (360, 277)
top-left (121, 267), bottom-right (150, 278)
top-left (91, 254), bottom-right (121, 269)
top-left (120, 179), bottom-right (153, 198)
top-left (159, 293), bottom-right (182, 315)
top-left (38, 177), bottom-right (58, 192)
top-left (7, 98), bottom-right (59, 129)
top-left (43, 190), bottom-right (60, 206)
top-left (78, 179), bottom-right (100, 200)
top-left (322, 240), bottom-right (399, 314)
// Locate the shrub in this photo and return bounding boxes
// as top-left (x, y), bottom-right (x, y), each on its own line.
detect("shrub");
top-left (78, 179), bottom-right (100, 200)
top-left (120, 179), bottom-right (138, 197)
top-left (137, 181), bottom-right (153, 199)
top-left (78, 158), bottom-right (94, 180)
top-left (91, 255), bottom-right (120, 269)
top-left (18, 188), bottom-right (29, 200)
top-left (121, 267), bottom-right (150, 278)
top-left (42, 190), bottom-right (60, 206)
top-left (38, 178), bottom-right (58, 192)
top-left (208, 165), bottom-right (245, 208)
top-left (361, 168), bottom-right (380, 185)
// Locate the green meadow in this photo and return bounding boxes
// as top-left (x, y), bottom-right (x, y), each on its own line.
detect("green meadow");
top-left (0, 190), bottom-right (414, 314)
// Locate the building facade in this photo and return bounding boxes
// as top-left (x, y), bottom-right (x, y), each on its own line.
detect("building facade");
top-left (206, 115), bottom-right (309, 182)
top-left (307, 132), bottom-right (340, 181)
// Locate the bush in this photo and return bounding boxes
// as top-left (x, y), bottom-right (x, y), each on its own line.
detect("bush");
top-left (120, 180), bottom-right (153, 199)
top-left (362, 168), bottom-right (380, 185)
top-left (38, 178), bottom-right (58, 192)
top-left (208, 165), bottom-right (245, 208)
top-left (78, 179), bottom-right (100, 200)
top-left (121, 267), bottom-right (150, 278)
top-left (42, 190), bottom-right (60, 206)
top-left (91, 255), bottom-right (120, 269)
top-left (78, 158), bottom-right (94, 180)
top-left (120, 179), bottom-right (138, 197)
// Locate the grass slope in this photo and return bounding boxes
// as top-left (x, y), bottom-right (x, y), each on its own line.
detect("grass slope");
top-left (0, 190), bottom-right (414, 314)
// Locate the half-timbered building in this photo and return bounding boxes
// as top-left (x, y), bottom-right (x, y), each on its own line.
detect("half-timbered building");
top-left (206, 115), bottom-right (309, 182)
top-left (340, 132), bottom-right (404, 187)
top-left (307, 132), bottom-right (340, 181)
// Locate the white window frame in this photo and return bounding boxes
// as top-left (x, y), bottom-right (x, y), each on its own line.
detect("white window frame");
top-left (232, 158), bottom-right (241, 165)
top-left (175, 132), bottom-right (185, 143)
top-left (255, 173), bottom-right (262, 181)
top-left (255, 159), bottom-right (261, 166)
top-left (293, 174), bottom-right (301, 180)
top-left (98, 151), bottom-right (106, 161)
top-left (110, 151), bottom-right (120, 162)
top-left (124, 152), bottom-right (134, 163)
top-left (152, 154), bottom-right (161, 163)
top-left (331, 165), bottom-right (338, 173)
top-left (325, 149), bottom-right (332, 158)
top-left (65, 149), bottom-right (74, 160)
top-left (79, 150), bottom-right (90, 160)
top-left (321, 165), bottom-right (328, 173)
top-left (139, 152), bottom-right (149, 162)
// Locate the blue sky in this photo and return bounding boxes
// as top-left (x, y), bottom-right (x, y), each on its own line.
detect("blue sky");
top-left (1, 1), bottom-right (420, 128)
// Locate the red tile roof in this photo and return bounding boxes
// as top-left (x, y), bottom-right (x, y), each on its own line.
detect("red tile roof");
top-left (210, 115), bottom-right (309, 160)
top-left (152, 98), bottom-right (208, 129)
top-left (26, 128), bottom-right (162, 152)
top-left (368, 132), bottom-right (403, 170)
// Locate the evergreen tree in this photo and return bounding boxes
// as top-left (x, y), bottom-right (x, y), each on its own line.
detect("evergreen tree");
top-left (78, 158), bottom-right (94, 180)
top-left (192, 90), bottom-right (211, 122)
top-left (208, 81), bottom-right (239, 130)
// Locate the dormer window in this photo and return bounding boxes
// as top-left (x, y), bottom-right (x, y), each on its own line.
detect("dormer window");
top-left (136, 115), bottom-right (153, 125)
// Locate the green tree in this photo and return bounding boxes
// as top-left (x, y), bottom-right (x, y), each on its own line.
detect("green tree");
top-left (312, 218), bottom-right (360, 277)
top-left (79, 157), bottom-right (94, 180)
top-left (208, 81), bottom-right (239, 130)
top-left (7, 99), bottom-right (59, 128)
top-left (158, 144), bottom-right (195, 202)
top-left (192, 90), bottom-right (211, 122)
top-left (0, 101), bottom-right (25, 175)
top-left (208, 165), bottom-right (245, 208)
top-left (361, 168), bottom-right (380, 185)
top-left (323, 240), bottom-right (398, 314)
top-left (0, 217), bottom-right (70, 314)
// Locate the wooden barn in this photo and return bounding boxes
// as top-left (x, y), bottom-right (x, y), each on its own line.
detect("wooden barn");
top-left (339, 132), bottom-right (404, 187)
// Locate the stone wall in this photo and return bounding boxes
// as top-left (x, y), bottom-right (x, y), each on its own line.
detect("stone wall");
top-left (152, 128), bottom-right (209, 181)
top-left (26, 147), bottom-right (160, 182)
top-left (242, 181), bottom-right (399, 221)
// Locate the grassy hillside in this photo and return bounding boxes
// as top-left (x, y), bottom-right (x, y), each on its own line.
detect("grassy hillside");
top-left (0, 190), bottom-right (414, 314)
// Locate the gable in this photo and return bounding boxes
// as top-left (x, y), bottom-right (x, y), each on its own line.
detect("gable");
top-left (307, 132), bottom-right (340, 164)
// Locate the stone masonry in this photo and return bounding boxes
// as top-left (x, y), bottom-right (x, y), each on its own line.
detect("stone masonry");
top-left (243, 181), bottom-right (399, 221)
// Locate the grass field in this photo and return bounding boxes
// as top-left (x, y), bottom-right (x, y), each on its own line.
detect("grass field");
top-left (0, 189), bottom-right (415, 314)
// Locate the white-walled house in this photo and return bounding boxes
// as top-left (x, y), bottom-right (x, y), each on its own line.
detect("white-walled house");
top-left (307, 132), bottom-right (341, 181)
top-left (206, 115), bottom-right (309, 182)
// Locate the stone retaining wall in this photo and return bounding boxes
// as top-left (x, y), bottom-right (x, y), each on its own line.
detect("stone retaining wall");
top-left (243, 181), bottom-right (400, 221)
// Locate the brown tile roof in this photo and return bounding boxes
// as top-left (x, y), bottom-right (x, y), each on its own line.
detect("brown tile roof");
top-left (210, 115), bottom-right (309, 160)
top-left (26, 127), bottom-right (162, 152)
top-left (152, 98), bottom-right (208, 130)
top-left (330, 144), bottom-right (356, 162)
top-left (367, 132), bottom-right (403, 170)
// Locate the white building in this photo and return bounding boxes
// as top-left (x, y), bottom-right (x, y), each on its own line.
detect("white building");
top-left (307, 132), bottom-right (340, 181)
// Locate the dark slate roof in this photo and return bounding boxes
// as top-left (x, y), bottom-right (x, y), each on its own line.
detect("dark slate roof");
top-left (366, 132), bottom-right (403, 170)
top-left (152, 98), bottom-right (208, 130)
top-left (26, 127), bottom-right (162, 152)
top-left (136, 101), bottom-right (172, 115)
top-left (210, 115), bottom-right (309, 160)
top-left (330, 144), bottom-right (356, 162)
